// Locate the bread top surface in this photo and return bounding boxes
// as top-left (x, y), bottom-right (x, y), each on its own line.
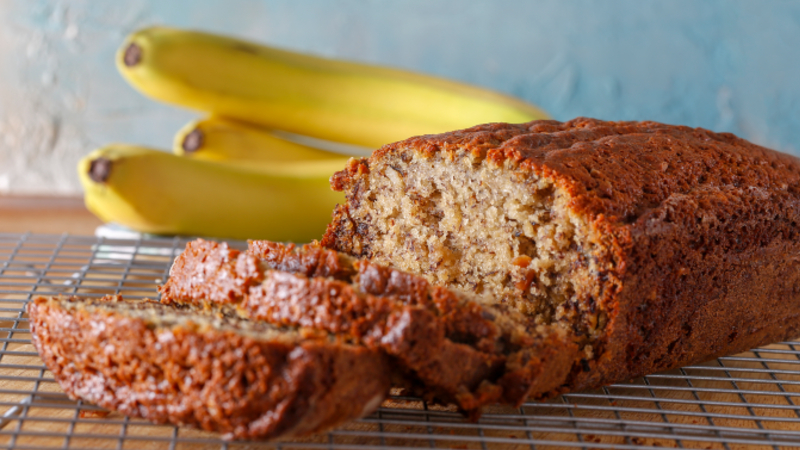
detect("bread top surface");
top-left (332, 117), bottom-right (800, 226)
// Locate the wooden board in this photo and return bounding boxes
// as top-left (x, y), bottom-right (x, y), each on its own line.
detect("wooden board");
top-left (0, 196), bottom-right (101, 235)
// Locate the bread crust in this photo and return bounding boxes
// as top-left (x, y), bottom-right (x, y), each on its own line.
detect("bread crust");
top-left (323, 117), bottom-right (800, 393)
top-left (160, 239), bottom-right (577, 413)
top-left (28, 296), bottom-right (390, 440)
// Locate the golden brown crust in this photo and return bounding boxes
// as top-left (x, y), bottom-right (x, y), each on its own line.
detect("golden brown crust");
top-left (158, 239), bottom-right (263, 304)
top-left (331, 118), bottom-right (800, 224)
top-left (578, 187), bottom-right (800, 391)
top-left (160, 239), bottom-right (577, 413)
top-left (323, 117), bottom-right (800, 395)
top-left (245, 271), bottom-right (509, 410)
top-left (248, 239), bottom-right (356, 281)
top-left (28, 296), bottom-right (390, 440)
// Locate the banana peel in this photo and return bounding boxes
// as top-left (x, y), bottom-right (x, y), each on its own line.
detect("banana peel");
top-left (79, 144), bottom-right (347, 241)
top-left (173, 117), bottom-right (350, 165)
top-left (118, 26), bottom-right (549, 148)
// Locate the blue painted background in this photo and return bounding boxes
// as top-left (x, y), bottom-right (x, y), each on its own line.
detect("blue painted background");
top-left (1, 0), bottom-right (799, 193)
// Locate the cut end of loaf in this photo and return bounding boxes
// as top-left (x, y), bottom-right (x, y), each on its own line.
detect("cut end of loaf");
top-left (324, 146), bottom-right (607, 345)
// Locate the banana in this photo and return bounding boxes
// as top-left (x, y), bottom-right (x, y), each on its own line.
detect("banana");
top-left (173, 117), bottom-right (355, 169)
top-left (79, 144), bottom-right (346, 241)
top-left (118, 26), bottom-right (549, 148)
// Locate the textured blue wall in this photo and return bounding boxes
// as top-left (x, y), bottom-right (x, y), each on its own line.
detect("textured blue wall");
top-left (1, 0), bottom-right (799, 193)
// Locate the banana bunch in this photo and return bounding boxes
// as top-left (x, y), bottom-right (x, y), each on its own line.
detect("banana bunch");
top-left (79, 26), bottom-right (548, 241)
top-left (80, 144), bottom-right (345, 241)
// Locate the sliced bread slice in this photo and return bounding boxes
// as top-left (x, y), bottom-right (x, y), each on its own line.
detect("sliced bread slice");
top-left (160, 239), bottom-right (577, 414)
top-left (28, 296), bottom-right (390, 440)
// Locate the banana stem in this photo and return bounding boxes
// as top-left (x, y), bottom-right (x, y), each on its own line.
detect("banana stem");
top-left (123, 43), bottom-right (142, 67)
top-left (88, 158), bottom-right (113, 183)
top-left (181, 128), bottom-right (204, 153)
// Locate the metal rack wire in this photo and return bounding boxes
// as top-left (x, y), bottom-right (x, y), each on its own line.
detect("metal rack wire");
top-left (1, 232), bottom-right (799, 449)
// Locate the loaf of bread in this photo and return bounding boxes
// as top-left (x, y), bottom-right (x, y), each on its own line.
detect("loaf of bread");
top-left (160, 238), bottom-right (576, 414)
top-left (31, 117), bottom-right (800, 440)
top-left (28, 296), bottom-right (391, 440)
top-left (322, 117), bottom-right (800, 395)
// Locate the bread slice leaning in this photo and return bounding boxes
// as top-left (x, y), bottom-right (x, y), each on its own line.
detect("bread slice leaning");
top-left (28, 296), bottom-right (391, 440)
top-left (160, 238), bottom-right (577, 415)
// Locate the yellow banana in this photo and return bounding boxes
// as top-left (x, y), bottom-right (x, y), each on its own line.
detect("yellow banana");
top-left (173, 117), bottom-right (351, 163)
top-left (117, 26), bottom-right (549, 148)
top-left (78, 144), bottom-right (346, 241)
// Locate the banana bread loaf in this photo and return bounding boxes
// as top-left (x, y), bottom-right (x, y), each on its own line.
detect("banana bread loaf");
top-left (160, 239), bottom-right (577, 413)
top-left (28, 296), bottom-right (391, 440)
top-left (322, 117), bottom-right (800, 395)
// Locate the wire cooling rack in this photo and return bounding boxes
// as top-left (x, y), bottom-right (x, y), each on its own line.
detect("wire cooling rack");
top-left (2, 233), bottom-right (800, 449)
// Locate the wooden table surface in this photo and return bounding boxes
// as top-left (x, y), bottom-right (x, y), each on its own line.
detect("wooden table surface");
top-left (0, 196), bottom-right (102, 236)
